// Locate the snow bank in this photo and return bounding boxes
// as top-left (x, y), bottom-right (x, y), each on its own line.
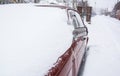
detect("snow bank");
top-left (83, 15), bottom-right (120, 76)
top-left (0, 4), bottom-right (74, 76)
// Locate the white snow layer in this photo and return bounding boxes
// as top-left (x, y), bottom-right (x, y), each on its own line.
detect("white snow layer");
top-left (0, 4), bottom-right (74, 76)
top-left (83, 15), bottom-right (120, 76)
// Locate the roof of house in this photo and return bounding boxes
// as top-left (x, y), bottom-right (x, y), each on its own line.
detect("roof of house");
top-left (113, 1), bottom-right (120, 11)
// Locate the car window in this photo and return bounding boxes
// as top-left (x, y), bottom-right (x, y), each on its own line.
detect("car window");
top-left (74, 11), bottom-right (84, 27)
top-left (68, 10), bottom-right (85, 29)
top-left (72, 16), bottom-right (79, 29)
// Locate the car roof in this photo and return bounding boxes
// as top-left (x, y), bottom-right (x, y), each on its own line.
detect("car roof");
top-left (0, 3), bottom-right (74, 76)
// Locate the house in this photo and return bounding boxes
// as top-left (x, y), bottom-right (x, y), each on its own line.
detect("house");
top-left (111, 1), bottom-right (120, 20)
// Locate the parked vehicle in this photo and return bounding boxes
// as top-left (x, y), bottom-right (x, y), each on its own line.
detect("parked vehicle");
top-left (0, 2), bottom-right (88, 76)
top-left (46, 7), bottom-right (88, 76)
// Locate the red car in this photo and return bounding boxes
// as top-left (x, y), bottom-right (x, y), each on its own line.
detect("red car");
top-left (39, 5), bottom-right (89, 76)
top-left (0, 3), bottom-right (88, 76)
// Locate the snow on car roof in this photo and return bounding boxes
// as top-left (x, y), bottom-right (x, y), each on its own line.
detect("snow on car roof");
top-left (0, 4), bottom-right (74, 76)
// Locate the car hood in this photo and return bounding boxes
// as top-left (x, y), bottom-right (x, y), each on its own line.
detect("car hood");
top-left (0, 4), bottom-right (74, 76)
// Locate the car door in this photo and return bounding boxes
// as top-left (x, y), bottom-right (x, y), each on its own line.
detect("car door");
top-left (53, 9), bottom-right (88, 76)
top-left (70, 10), bottom-right (88, 76)
top-left (46, 9), bottom-right (88, 76)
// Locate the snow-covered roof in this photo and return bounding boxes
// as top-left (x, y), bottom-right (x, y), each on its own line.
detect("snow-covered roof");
top-left (113, 1), bottom-right (120, 11)
top-left (0, 4), bottom-right (74, 76)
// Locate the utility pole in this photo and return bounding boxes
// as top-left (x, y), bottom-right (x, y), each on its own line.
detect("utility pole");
top-left (72, 0), bottom-right (77, 9)
top-left (117, 0), bottom-right (119, 2)
top-left (73, 0), bottom-right (75, 9)
top-left (82, 0), bottom-right (83, 3)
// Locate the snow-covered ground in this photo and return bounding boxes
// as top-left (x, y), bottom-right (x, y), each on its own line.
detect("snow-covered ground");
top-left (83, 15), bottom-right (120, 76)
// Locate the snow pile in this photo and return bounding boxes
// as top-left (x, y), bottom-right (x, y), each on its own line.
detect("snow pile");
top-left (0, 4), bottom-right (74, 76)
top-left (83, 15), bottom-right (120, 76)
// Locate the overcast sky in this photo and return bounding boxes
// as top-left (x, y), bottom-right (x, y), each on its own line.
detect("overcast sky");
top-left (87, 0), bottom-right (119, 11)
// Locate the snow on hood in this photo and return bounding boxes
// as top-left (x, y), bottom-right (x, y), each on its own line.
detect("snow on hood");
top-left (0, 4), bottom-right (74, 76)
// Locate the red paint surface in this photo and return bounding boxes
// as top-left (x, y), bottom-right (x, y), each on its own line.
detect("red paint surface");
top-left (46, 37), bottom-right (88, 76)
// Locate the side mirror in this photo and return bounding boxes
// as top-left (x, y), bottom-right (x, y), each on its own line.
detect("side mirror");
top-left (73, 27), bottom-right (88, 37)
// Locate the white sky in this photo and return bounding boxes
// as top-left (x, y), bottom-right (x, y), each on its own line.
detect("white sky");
top-left (88, 0), bottom-right (119, 11)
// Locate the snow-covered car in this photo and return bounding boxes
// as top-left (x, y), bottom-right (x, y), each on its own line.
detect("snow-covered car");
top-left (0, 3), bottom-right (88, 76)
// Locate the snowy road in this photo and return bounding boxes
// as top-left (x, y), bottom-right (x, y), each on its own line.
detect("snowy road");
top-left (82, 15), bottom-right (120, 76)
